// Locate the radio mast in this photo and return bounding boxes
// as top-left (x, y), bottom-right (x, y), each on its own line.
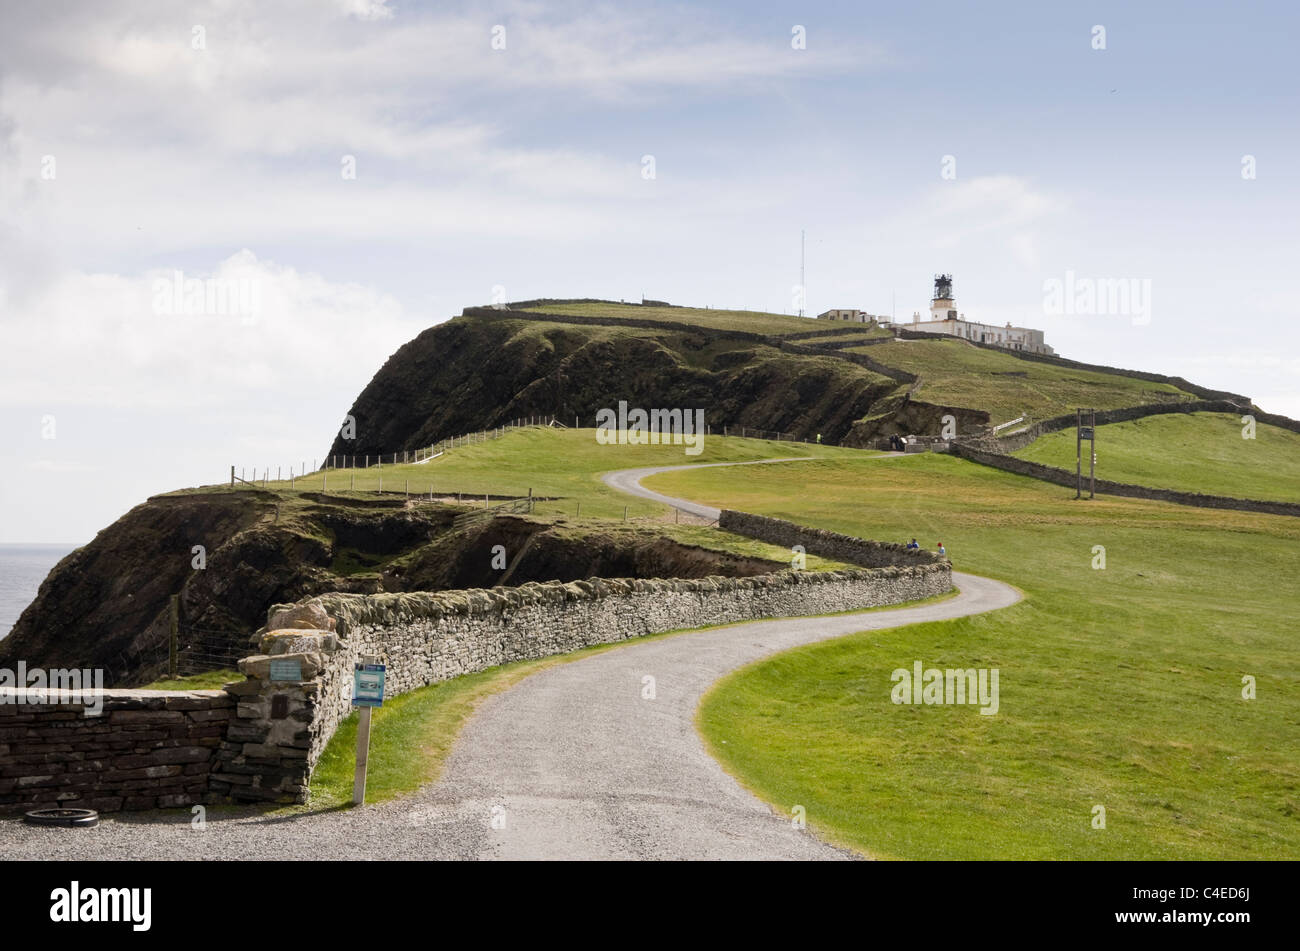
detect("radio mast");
top-left (799, 229), bottom-right (806, 317)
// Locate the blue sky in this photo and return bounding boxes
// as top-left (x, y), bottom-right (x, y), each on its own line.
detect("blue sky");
top-left (1, 0), bottom-right (1296, 542)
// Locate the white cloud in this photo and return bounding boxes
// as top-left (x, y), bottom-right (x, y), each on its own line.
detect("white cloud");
top-left (0, 250), bottom-right (413, 410)
top-left (920, 176), bottom-right (1067, 251)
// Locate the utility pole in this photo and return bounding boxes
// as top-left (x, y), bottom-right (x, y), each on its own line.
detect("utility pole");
top-left (799, 229), bottom-right (806, 317)
top-left (1089, 408), bottom-right (1097, 499)
top-left (1076, 408), bottom-right (1097, 499)
top-left (1076, 409), bottom-right (1082, 499)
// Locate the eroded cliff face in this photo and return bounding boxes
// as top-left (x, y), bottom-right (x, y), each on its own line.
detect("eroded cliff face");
top-left (1, 488), bottom-right (783, 686)
top-left (1, 493), bottom-right (271, 685)
top-left (325, 315), bottom-right (898, 459)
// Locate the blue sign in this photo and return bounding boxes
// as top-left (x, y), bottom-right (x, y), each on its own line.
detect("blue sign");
top-left (352, 663), bottom-right (386, 707)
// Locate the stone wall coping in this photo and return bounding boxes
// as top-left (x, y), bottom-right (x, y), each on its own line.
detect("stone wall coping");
top-left (310, 564), bottom-right (946, 635)
top-left (0, 687), bottom-right (231, 702)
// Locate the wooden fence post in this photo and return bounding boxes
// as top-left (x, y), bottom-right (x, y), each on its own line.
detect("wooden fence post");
top-left (168, 595), bottom-right (178, 680)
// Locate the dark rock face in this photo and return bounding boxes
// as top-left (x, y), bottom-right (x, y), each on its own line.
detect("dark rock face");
top-left (0, 494), bottom-right (265, 686)
top-left (324, 315), bottom-right (896, 458)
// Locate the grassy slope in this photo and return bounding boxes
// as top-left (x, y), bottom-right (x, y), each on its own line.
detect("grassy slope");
top-left (857, 338), bottom-right (1193, 424)
top-left (645, 453), bottom-right (1299, 859)
top-left (515, 301), bottom-right (1201, 427)
top-left (517, 301), bottom-right (817, 335)
top-left (251, 427), bottom-right (859, 521)
top-left (170, 444), bottom-right (859, 590)
top-left (1014, 412), bottom-right (1300, 503)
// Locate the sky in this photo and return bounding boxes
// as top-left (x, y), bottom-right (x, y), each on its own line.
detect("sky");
top-left (1, 0), bottom-right (1297, 543)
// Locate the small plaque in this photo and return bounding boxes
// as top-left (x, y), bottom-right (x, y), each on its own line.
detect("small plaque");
top-left (352, 663), bottom-right (386, 708)
top-left (1079, 426), bottom-right (1095, 440)
top-left (269, 657), bottom-right (303, 682)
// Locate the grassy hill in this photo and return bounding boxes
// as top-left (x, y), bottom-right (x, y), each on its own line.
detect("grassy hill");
top-left (644, 450), bottom-right (1299, 860)
top-left (1013, 412), bottom-right (1300, 502)
top-left (516, 300), bottom-right (819, 335)
top-left (326, 299), bottom-right (1226, 459)
top-left (854, 338), bottom-right (1193, 423)
top-left (279, 427), bottom-right (856, 519)
top-left (325, 312), bottom-right (898, 455)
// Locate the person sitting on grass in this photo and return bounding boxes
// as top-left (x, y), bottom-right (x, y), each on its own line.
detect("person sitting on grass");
top-left (937, 542), bottom-right (947, 556)
top-left (906, 538), bottom-right (920, 549)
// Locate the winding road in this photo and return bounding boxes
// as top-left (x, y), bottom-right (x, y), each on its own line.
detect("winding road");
top-left (0, 459), bottom-right (1020, 860)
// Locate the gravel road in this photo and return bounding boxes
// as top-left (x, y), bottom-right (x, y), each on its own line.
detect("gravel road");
top-left (0, 460), bottom-right (1019, 860)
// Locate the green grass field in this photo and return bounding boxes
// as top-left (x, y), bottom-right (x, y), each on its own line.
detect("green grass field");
top-left (643, 452), bottom-right (1299, 859)
top-left (517, 300), bottom-right (819, 335)
top-left (1014, 412), bottom-right (1300, 503)
top-left (244, 427), bottom-right (858, 522)
top-left (856, 338), bottom-right (1194, 424)
top-left (244, 425), bottom-right (1296, 858)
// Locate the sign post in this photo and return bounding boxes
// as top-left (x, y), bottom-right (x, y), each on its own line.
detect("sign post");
top-left (351, 657), bottom-right (386, 805)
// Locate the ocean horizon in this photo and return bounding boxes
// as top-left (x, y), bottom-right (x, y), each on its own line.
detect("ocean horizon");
top-left (0, 543), bottom-right (80, 640)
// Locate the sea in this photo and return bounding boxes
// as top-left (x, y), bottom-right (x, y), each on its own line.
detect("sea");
top-left (0, 544), bottom-right (78, 641)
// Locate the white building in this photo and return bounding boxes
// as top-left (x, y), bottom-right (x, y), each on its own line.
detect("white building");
top-left (907, 274), bottom-right (1054, 355)
top-left (817, 308), bottom-right (889, 324)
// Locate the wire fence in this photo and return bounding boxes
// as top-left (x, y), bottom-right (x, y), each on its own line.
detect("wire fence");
top-left (230, 416), bottom-right (563, 486)
top-left (228, 413), bottom-right (835, 491)
top-left (133, 624), bottom-right (245, 683)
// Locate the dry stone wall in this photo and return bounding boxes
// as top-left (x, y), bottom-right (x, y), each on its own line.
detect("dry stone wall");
top-left (717, 510), bottom-right (944, 568)
top-left (0, 689), bottom-right (233, 814)
top-left (959, 399), bottom-right (1250, 453)
top-left (950, 444), bottom-right (1300, 518)
top-left (1, 514), bottom-right (952, 813)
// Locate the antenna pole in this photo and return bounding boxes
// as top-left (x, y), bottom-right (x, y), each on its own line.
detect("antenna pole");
top-left (799, 229), bottom-right (806, 317)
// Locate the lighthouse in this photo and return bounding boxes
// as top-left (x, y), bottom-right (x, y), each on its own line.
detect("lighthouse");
top-left (930, 274), bottom-right (957, 322)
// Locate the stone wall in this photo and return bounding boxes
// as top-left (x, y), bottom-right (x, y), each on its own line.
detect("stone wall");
top-left (225, 521), bottom-right (952, 805)
top-left (1, 517), bottom-right (952, 813)
top-left (949, 444), bottom-right (1300, 518)
top-left (0, 689), bottom-right (232, 814)
top-left (717, 510), bottom-right (944, 568)
top-left (959, 399), bottom-right (1250, 453)
top-left (895, 329), bottom-right (1251, 404)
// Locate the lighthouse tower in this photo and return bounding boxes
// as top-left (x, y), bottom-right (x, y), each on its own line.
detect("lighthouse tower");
top-left (930, 274), bottom-right (957, 321)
